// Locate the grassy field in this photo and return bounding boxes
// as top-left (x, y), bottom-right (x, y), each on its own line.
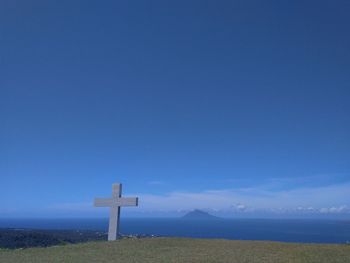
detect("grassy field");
top-left (0, 238), bottom-right (349, 263)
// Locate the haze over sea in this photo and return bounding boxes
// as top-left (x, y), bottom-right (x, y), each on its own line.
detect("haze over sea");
top-left (1, 218), bottom-right (349, 244)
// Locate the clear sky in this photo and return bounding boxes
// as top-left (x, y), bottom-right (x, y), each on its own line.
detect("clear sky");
top-left (1, 0), bottom-right (349, 218)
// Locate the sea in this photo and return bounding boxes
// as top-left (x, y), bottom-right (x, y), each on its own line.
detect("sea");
top-left (1, 218), bottom-right (349, 244)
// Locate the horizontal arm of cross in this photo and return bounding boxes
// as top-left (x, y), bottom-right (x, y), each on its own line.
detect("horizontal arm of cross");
top-left (94, 197), bottom-right (138, 207)
top-left (119, 197), bottom-right (138, 206)
top-left (94, 198), bottom-right (113, 207)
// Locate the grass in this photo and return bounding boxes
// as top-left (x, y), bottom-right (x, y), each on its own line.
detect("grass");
top-left (0, 238), bottom-right (349, 263)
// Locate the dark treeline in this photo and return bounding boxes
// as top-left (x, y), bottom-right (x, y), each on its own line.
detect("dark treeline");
top-left (0, 229), bottom-right (107, 249)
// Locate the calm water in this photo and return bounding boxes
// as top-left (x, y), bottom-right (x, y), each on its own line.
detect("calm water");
top-left (1, 218), bottom-right (349, 244)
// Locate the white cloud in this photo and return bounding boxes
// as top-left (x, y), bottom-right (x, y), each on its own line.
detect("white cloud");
top-left (230, 203), bottom-right (247, 211)
top-left (135, 182), bottom-right (350, 213)
top-left (34, 181), bottom-right (350, 217)
top-left (319, 205), bottom-right (349, 214)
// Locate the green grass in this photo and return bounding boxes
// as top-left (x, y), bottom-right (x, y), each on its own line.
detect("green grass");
top-left (0, 238), bottom-right (349, 263)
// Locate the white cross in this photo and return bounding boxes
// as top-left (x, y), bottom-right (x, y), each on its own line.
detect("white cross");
top-left (94, 183), bottom-right (138, 241)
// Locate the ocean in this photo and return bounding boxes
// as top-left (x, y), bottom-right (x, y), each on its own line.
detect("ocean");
top-left (1, 218), bottom-right (349, 244)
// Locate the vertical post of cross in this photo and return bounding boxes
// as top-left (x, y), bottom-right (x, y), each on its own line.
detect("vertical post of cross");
top-left (108, 184), bottom-right (121, 241)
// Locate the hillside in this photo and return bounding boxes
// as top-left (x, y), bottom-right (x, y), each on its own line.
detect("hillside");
top-left (1, 238), bottom-right (349, 263)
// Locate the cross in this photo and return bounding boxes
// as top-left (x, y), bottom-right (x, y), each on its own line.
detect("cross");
top-left (94, 183), bottom-right (138, 241)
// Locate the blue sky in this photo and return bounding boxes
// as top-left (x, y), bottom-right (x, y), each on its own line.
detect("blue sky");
top-left (1, 0), bottom-right (350, 218)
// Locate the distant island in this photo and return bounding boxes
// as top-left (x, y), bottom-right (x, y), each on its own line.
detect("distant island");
top-left (181, 209), bottom-right (220, 220)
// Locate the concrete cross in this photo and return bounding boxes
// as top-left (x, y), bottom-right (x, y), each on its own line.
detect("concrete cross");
top-left (94, 183), bottom-right (138, 241)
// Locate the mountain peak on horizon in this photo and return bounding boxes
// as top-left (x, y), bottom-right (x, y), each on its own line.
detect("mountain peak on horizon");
top-left (181, 209), bottom-right (219, 220)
